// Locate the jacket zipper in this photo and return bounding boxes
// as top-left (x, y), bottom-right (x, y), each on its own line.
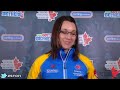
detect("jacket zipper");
top-left (60, 48), bottom-right (71, 79)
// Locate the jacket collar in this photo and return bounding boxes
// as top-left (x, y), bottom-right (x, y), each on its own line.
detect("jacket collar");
top-left (58, 47), bottom-right (75, 60)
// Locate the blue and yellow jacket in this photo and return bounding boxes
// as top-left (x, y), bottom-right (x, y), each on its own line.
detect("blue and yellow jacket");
top-left (27, 48), bottom-right (98, 79)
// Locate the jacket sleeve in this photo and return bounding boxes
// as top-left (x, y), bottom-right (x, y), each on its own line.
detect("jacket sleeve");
top-left (27, 59), bottom-right (41, 79)
top-left (78, 54), bottom-right (98, 79)
top-left (87, 63), bottom-right (98, 79)
top-left (27, 53), bottom-right (50, 79)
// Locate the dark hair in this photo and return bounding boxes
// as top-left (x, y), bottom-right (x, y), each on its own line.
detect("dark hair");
top-left (47, 16), bottom-right (79, 60)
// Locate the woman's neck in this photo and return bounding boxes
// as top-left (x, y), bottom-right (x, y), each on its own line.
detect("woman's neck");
top-left (64, 48), bottom-right (72, 53)
top-left (64, 49), bottom-right (69, 53)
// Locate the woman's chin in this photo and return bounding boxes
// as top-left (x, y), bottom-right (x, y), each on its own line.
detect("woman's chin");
top-left (63, 47), bottom-right (72, 50)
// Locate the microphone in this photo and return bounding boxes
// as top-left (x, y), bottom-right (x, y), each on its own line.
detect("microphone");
top-left (77, 76), bottom-right (84, 79)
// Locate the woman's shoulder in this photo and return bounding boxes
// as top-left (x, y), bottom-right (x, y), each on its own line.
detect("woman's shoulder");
top-left (37, 53), bottom-right (51, 60)
top-left (34, 53), bottom-right (51, 63)
top-left (78, 53), bottom-right (90, 61)
top-left (78, 53), bottom-right (93, 67)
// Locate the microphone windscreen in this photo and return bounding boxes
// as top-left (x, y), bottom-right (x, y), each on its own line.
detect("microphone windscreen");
top-left (77, 76), bottom-right (84, 79)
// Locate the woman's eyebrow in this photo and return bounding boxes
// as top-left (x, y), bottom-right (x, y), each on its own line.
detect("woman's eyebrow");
top-left (61, 29), bottom-right (76, 32)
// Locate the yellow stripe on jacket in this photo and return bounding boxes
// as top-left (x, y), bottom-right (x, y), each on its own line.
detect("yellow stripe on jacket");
top-left (27, 53), bottom-right (50, 79)
top-left (78, 54), bottom-right (98, 79)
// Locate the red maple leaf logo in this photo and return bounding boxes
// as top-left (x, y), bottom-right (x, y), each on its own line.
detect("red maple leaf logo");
top-left (48, 11), bottom-right (57, 22)
top-left (75, 65), bottom-right (81, 70)
top-left (117, 58), bottom-right (120, 67)
top-left (111, 66), bottom-right (120, 79)
top-left (83, 32), bottom-right (92, 46)
top-left (13, 57), bottom-right (23, 72)
top-left (20, 11), bottom-right (24, 19)
top-left (51, 64), bottom-right (56, 68)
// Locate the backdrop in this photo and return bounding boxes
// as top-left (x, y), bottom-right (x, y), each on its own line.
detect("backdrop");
top-left (0, 11), bottom-right (120, 79)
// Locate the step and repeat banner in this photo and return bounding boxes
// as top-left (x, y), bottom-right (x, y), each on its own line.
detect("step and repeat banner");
top-left (0, 11), bottom-right (120, 79)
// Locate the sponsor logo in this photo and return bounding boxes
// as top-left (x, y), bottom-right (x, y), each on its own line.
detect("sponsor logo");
top-left (0, 57), bottom-right (23, 72)
top-left (105, 57), bottom-right (120, 78)
top-left (1, 73), bottom-right (7, 78)
top-left (73, 65), bottom-right (83, 76)
top-left (73, 73), bottom-right (83, 76)
top-left (35, 33), bottom-right (51, 42)
top-left (104, 11), bottom-right (120, 18)
top-left (7, 74), bottom-right (21, 78)
top-left (79, 32), bottom-right (93, 46)
top-left (1, 11), bottom-right (24, 19)
top-left (46, 69), bottom-right (58, 73)
top-left (70, 11), bottom-right (93, 18)
top-left (73, 70), bottom-right (82, 76)
top-left (0, 73), bottom-right (21, 79)
top-left (104, 35), bottom-right (120, 43)
top-left (1, 34), bottom-right (24, 42)
top-left (36, 11), bottom-right (58, 22)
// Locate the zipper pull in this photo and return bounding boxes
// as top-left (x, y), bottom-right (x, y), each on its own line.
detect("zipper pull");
top-left (64, 63), bottom-right (66, 69)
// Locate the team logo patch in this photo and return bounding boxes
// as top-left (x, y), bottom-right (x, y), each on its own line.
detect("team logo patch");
top-left (50, 64), bottom-right (56, 68)
top-left (75, 64), bottom-right (81, 70)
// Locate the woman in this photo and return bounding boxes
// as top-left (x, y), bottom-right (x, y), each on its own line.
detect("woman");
top-left (27, 16), bottom-right (98, 79)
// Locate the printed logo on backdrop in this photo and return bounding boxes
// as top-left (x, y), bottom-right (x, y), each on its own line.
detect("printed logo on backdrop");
top-left (35, 33), bottom-right (51, 42)
top-left (36, 11), bottom-right (58, 22)
top-left (0, 73), bottom-right (7, 78)
top-left (79, 32), bottom-right (93, 46)
top-left (90, 60), bottom-right (94, 64)
top-left (0, 57), bottom-right (23, 72)
top-left (0, 73), bottom-right (21, 79)
top-left (105, 57), bottom-right (120, 79)
top-left (104, 35), bottom-right (120, 43)
top-left (1, 11), bottom-right (24, 19)
top-left (1, 34), bottom-right (24, 42)
top-left (89, 60), bottom-right (98, 78)
top-left (70, 11), bottom-right (93, 18)
top-left (104, 11), bottom-right (120, 18)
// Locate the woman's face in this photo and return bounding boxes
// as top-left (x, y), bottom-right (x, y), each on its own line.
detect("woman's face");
top-left (59, 21), bottom-right (77, 52)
